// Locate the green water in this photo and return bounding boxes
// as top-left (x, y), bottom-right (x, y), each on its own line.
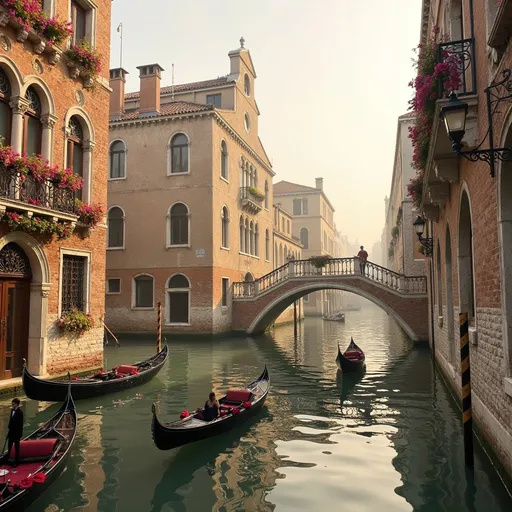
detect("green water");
top-left (1, 305), bottom-right (511, 511)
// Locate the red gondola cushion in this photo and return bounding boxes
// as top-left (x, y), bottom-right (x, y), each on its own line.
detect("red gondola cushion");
top-left (225, 389), bottom-right (252, 403)
top-left (344, 351), bottom-right (361, 358)
top-left (33, 473), bottom-right (46, 484)
top-left (117, 365), bottom-right (138, 375)
top-left (10, 439), bottom-right (58, 461)
top-left (243, 401), bottom-right (252, 408)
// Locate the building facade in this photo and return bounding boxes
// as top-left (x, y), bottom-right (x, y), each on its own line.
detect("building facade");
top-left (106, 41), bottom-right (274, 334)
top-left (411, 0), bottom-right (512, 478)
top-left (384, 113), bottom-right (425, 276)
top-left (273, 178), bottom-right (345, 316)
top-left (0, 1), bottom-right (111, 379)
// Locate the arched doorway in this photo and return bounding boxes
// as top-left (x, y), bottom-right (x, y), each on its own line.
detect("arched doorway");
top-left (458, 190), bottom-right (475, 325)
top-left (244, 272), bottom-right (254, 282)
top-left (445, 225), bottom-right (455, 364)
top-left (0, 243), bottom-right (31, 378)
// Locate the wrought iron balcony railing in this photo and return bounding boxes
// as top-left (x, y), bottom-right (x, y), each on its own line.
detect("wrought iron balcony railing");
top-left (437, 38), bottom-right (476, 97)
top-left (0, 169), bottom-right (76, 215)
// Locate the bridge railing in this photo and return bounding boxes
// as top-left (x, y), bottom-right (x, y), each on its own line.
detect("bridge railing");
top-left (232, 257), bottom-right (427, 298)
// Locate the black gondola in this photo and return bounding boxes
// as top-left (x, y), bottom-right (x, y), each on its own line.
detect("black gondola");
top-left (0, 382), bottom-right (77, 511)
top-left (22, 345), bottom-right (168, 402)
top-left (152, 365), bottom-right (270, 451)
top-left (336, 338), bottom-right (365, 372)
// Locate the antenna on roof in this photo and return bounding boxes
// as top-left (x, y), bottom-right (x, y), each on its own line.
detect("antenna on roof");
top-left (171, 63), bottom-right (175, 102)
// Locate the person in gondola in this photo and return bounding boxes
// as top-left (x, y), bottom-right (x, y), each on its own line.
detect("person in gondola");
top-left (3, 398), bottom-right (23, 467)
top-left (196, 392), bottom-right (220, 421)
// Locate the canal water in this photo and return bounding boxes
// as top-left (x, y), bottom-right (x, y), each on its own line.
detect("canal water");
top-left (1, 303), bottom-right (511, 511)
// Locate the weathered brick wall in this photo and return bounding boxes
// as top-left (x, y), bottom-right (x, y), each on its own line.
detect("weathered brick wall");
top-left (233, 276), bottom-right (428, 339)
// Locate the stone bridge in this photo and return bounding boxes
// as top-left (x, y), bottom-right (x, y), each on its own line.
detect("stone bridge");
top-left (232, 257), bottom-right (429, 341)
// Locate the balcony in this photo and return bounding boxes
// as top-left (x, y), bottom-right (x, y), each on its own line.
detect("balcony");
top-left (422, 38), bottom-right (479, 214)
top-left (488, 0), bottom-right (512, 57)
top-left (0, 169), bottom-right (77, 221)
top-left (240, 187), bottom-right (264, 214)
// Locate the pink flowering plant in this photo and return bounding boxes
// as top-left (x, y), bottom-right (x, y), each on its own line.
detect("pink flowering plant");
top-left (33, 14), bottom-right (72, 45)
top-left (57, 308), bottom-right (94, 336)
top-left (1, 211), bottom-right (74, 240)
top-left (65, 40), bottom-right (102, 80)
top-left (406, 27), bottom-right (462, 206)
top-left (75, 199), bottom-right (104, 228)
top-left (0, 0), bottom-right (41, 30)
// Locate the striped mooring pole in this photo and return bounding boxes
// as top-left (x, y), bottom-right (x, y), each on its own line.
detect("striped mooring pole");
top-left (157, 301), bottom-right (162, 353)
top-left (460, 312), bottom-right (474, 467)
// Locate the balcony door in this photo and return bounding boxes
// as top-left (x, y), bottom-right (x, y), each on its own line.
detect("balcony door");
top-left (0, 243), bottom-right (31, 379)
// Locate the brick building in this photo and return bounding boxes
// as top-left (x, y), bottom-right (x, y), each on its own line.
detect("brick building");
top-left (0, 0), bottom-right (111, 379)
top-left (106, 40), bottom-right (275, 334)
top-left (411, 0), bottom-right (512, 478)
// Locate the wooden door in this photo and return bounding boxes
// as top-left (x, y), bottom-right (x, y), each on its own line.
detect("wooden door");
top-left (0, 279), bottom-right (30, 379)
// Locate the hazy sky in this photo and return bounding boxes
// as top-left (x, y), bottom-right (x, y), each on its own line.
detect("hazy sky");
top-left (110, 0), bottom-right (422, 249)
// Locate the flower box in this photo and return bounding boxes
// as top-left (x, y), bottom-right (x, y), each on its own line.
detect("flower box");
top-left (309, 254), bottom-right (331, 268)
top-left (65, 40), bottom-right (102, 85)
top-left (57, 308), bottom-right (94, 336)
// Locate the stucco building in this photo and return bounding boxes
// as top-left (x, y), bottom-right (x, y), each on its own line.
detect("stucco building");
top-left (106, 40), bottom-right (274, 334)
top-left (0, 0), bottom-right (111, 379)
top-left (412, 0), bottom-right (512, 479)
top-left (273, 178), bottom-right (345, 316)
top-left (384, 113), bottom-right (425, 276)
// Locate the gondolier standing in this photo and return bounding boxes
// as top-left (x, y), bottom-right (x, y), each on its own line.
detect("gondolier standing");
top-left (357, 246), bottom-right (368, 276)
top-left (5, 398), bottom-right (23, 466)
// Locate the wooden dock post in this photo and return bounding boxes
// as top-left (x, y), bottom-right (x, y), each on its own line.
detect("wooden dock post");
top-left (293, 300), bottom-right (298, 338)
top-left (157, 301), bottom-right (162, 353)
top-left (460, 312), bottom-right (474, 467)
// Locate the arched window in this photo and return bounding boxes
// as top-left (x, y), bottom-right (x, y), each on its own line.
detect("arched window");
top-left (221, 140), bottom-right (228, 180)
top-left (436, 242), bottom-right (443, 317)
top-left (169, 133), bottom-right (189, 174)
top-left (133, 274), bottom-right (153, 308)
top-left (249, 220), bottom-right (254, 255)
top-left (458, 191), bottom-right (475, 323)
top-left (255, 223), bottom-right (259, 257)
top-left (274, 242), bottom-right (277, 268)
top-left (169, 203), bottom-right (189, 246)
top-left (0, 69), bottom-right (12, 145)
top-left (264, 180), bottom-right (269, 209)
top-left (244, 272), bottom-right (254, 282)
top-left (221, 206), bottom-right (229, 248)
top-left (445, 225), bottom-right (455, 363)
top-left (244, 74), bottom-right (251, 96)
top-left (166, 274), bottom-right (190, 324)
top-left (239, 215), bottom-right (245, 252)
top-left (67, 116), bottom-right (84, 200)
top-left (108, 206), bottom-right (124, 249)
top-left (245, 218), bottom-right (249, 253)
top-left (23, 86), bottom-right (42, 156)
top-left (265, 228), bottom-right (270, 261)
top-left (300, 227), bottom-right (309, 249)
top-left (109, 140), bottom-right (126, 179)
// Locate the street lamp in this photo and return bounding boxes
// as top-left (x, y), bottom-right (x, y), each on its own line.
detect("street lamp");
top-left (413, 216), bottom-right (433, 255)
top-left (440, 68), bottom-right (512, 178)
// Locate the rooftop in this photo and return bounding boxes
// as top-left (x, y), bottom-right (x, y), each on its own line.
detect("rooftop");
top-left (124, 76), bottom-right (235, 101)
top-left (273, 180), bottom-right (319, 195)
top-left (110, 101), bottom-right (214, 122)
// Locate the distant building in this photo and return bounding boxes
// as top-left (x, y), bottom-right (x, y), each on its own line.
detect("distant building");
top-left (384, 113), bottom-right (425, 276)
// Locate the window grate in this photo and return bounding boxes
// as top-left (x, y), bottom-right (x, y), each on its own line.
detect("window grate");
top-left (62, 255), bottom-right (86, 312)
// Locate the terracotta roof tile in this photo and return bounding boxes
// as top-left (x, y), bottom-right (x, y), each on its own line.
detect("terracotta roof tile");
top-left (110, 101), bottom-right (214, 122)
top-left (124, 77), bottom-right (234, 100)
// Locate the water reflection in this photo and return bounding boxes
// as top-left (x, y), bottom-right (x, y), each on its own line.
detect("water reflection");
top-left (0, 304), bottom-right (508, 511)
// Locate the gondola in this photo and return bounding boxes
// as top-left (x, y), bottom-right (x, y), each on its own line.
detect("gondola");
top-left (152, 365), bottom-right (270, 451)
top-left (0, 382), bottom-right (77, 511)
top-left (22, 345), bottom-right (168, 402)
top-left (323, 313), bottom-right (345, 322)
top-left (336, 338), bottom-right (365, 373)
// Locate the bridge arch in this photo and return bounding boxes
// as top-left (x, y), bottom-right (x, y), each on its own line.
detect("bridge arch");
top-left (247, 283), bottom-right (419, 340)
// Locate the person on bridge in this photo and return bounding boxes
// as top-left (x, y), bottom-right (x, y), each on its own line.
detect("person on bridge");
top-left (357, 246), bottom-right (368, 276)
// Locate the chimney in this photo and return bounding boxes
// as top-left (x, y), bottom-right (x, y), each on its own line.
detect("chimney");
top-left (136, 64), bottom-right (164, 115)
top-left (109, 68), bottom-right (129, 118)
top-left (315, 177), bottom-right (323, 190)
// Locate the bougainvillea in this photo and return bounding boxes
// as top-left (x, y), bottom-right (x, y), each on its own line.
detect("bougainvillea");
top-left (406, 27), bottom-right (462, 207)
top-left (57, 308), bottom-right (94, 336)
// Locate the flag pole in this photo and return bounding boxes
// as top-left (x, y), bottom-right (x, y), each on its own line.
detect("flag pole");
top-left (118, 22), bottom-right (123, 68)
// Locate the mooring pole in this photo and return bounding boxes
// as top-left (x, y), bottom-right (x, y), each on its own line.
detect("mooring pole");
top-left (157, 301), bottom-right (162, 353)
top-left (460, 312), bottom-right (474, 467)
top-left (293, 300), bottom-right (298, 337)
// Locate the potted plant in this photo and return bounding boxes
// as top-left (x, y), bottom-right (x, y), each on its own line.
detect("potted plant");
top-left (388, 246), bottom-right (394, 258)
top-left (248, 186), bottom-right (265, 201)
top-left (309, 254), bottom-right (331, 269)
top-left (75, 199), bottom-right (104, 230)
top-left (391, 226), bottom-right (399, 239)
top-left (57, 308), bottom-right (94, 336)
top-left (65, 40), bottom-right (102, 86)
top-left (33, 14), bottom-right (72, 46)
